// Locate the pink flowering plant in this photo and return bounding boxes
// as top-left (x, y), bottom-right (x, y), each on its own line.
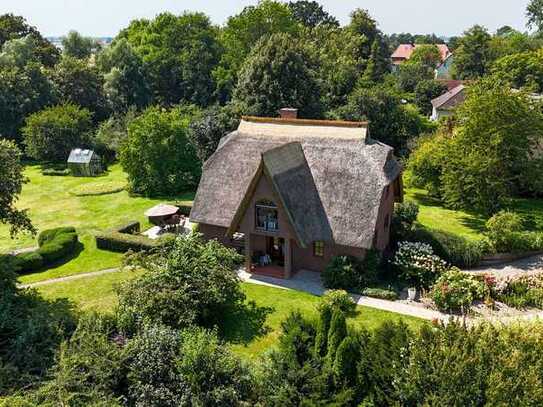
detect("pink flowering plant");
top-left (392, 241), bottom-right (448, 289)
top-left (494, 273), bottom-right (543, 309)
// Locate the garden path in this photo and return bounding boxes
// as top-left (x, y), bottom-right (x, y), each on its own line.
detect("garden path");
top-left (19, 267), bottom-right (121, 288)
top-left (467, 254), bottom-right (543, 279)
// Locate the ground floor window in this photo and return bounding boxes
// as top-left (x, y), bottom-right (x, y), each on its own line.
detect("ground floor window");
top-left (313, 241), bottom-right (324, 257)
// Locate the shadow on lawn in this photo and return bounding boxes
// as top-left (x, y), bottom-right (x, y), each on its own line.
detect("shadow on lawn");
top-left (220, 301), bottom-right (274, 345)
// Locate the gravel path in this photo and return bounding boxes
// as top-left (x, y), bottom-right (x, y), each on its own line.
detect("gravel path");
top-left (19, 268), bottom-right (121, 289)
top-left (467, 254), bottom-right (543, 279)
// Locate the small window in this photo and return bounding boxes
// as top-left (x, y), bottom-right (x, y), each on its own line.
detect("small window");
top-left (384, 214), bottom-right (390, 229)
top-left (313, 241), bottom-right (324, 257)
top-left (255, 199), bottom-right (279, 232)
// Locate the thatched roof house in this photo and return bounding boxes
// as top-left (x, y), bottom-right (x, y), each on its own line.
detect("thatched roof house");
top-left (190, 110), bottom-right (403, 278)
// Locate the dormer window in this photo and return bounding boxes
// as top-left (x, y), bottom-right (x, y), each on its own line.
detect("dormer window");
top-left (256, 199), bottom-right (279, 232)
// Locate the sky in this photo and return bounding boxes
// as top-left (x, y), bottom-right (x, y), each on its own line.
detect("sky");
top-left (0, 0), bottom-right (533, 38)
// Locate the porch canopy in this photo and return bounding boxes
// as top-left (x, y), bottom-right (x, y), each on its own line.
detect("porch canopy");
top-left (145, 203), bottom-right (180, 225)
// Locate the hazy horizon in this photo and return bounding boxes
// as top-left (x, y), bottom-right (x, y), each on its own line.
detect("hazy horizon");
top-left (0, 0), bottom-right (533, 38)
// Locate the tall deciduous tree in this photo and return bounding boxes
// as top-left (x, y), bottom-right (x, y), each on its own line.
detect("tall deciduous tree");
top-left (363, 38), bottom-right (391, 83)
top-left (233, 33), bottom-right (323, 118)
top-left (61, 30), bottom-right (101, 59)
top-left (287, 1), bottom-right (339, 28)
top-left (0, 139), bottom-right (34, 236)
top-left (527, 0), bottom-right (543, 32)
top-left (452, 25), bottom-right (493, 79)
top-left (216, 0), bottom-right (299, 102)
top-left (0, 35), bottom-right (40, 68)
top-left (347, 8), bottom-right (381, 62)
top-left (119, 106), bottom-right (202, 196)
top-left (491, 49), bottom-right (543, 92)
top-left (120, 12), bottom-right (221, 107)
top-left (0, 14), bottom-right (59, 67)
top-left (23, 103), bottom-right (93, 162)
top-left (97, 38), bottom-right (151, 112)
top-left (409, 44), bottom-right (442, 70)
top-left (49, 56), bottom-right (109, 121)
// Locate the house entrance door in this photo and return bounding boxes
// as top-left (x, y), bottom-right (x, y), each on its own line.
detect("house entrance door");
top-left (266, 237), bottom-right (285, 267)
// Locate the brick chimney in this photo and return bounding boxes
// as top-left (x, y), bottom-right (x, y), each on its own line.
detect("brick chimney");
top-left (278, 108), bottom-right (298, 119)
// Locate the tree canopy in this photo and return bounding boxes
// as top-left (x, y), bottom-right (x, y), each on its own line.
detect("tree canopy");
top-left (61, 30), bottom-right (101, 59)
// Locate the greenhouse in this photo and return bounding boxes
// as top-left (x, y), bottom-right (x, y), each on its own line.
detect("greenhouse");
top-left (67, 149), bottom-right (103, 177)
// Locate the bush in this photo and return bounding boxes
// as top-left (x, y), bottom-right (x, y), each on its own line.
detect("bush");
top-left (116, 234), bottom-right (245, 333)
top-left (41, 168), bottom-right (70, 176)
top-left (115, 221), bottom-right (140, 234)
top-left (177, 204), bottom-right (192, 217)
top-left (431, 268), bottom-right (485, 312)
top-left (14, 251), bottom-right (44, 273)
top-left (37, 227), bottom-right (78, 264)
top-left (412, 227), bottom-right (486, 268)
top-left (495, 273), bottom-right (543, 309)
top-left (485, 211), bottom-right (524, 253)
top-left (95, 231), bottom-right (159, 253)
top-left (361, 287), bottom-right (399, 301)
top-left (322, 251), bottom-right (380, 292)
top-left (318, 290), bottom-right (356, 316)
top-left (391, 201), bottom-right (419, 242)
top-left (392, 241), bottom-right (448, 288)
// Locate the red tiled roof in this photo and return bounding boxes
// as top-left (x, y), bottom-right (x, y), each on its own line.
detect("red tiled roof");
top-left (391, 43), bottom-right (451, 63)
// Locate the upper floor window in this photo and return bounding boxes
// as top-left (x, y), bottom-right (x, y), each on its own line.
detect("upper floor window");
top-left (256, 199), bottom-right (279, 232)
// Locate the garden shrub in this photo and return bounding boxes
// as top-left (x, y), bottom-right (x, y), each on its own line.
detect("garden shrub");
top-left (41, 168), bottom-right (70, 176)
top-left (412, 227), bottom-right (486, 267)
top-left (37, 227), bottom-right (78, 264)
top-left (318, 290), bottom-right (356, 316)
top-left (117, 234), bottom-right (246, 333)
top-left (14, 251), bottom-right (44, 273)
top-left (115, 221), bottom-right (140, 234)
top-left (177, 204), bottom-right (192, 217)
top-left (95, 231), bottom-right (160, 253)
top-left (322, 251), bottom-right (380, 292)
top-left (485, 210), bottom-right (524, 253)
top-left (392, 241), bottom-right (448, 288)
top-left (495, 273), bottom-right (543, 309)
top-left (361, 287), bottom-right (399, 301)
top-left (431, 268), bottom-right (485, 312)
top-left (391, 201), bottom-right (419, 242)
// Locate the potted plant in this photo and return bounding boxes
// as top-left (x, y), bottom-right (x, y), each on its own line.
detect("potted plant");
top-left (407, 287), bottom-right (417, 301)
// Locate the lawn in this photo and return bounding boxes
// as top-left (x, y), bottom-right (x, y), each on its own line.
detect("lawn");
top-left (1, 164), bottom-right (194, 283)
top-left (36, 272), bottom-right (427, 358)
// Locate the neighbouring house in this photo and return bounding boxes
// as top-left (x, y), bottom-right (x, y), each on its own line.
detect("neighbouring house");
top-left (435, 53), bottom-right (454, 79)
top-left (190, 109), bottom-right (403, 279)
top-left (67, 148), bottom-right (103, 176)
top-left (391, 43), bottom-right (451, 72)
top-left (431, 84), bottom-right (466, 121)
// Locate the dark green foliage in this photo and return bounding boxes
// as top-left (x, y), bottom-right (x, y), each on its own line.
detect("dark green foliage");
top-left (491, 50), bottom-right (543, 93)
top-left (0, 14), bottom-right (59, 67)
top-left (337, 85), bottom-right (435, 154)
top-left (527, 0), bottom-right (543, 31)
top-left (288, 1), bottom-right (339, 28)
top-left (414, 80), bottom-right (448, 115)
top-left (314, 305), bottom-right (332, 358)
top-left (0, 261), bottom-right (75, 394)
top-left (326, 310), bottom-right (347, 362)
top-left (452, 25), bottom-right (494, 79)
top-left (322, 252), bottom-right (380, 292)
top-left (115, 221), bottom-right (140, 234)
top-left (362, 38), bottom-right (391, 83)
top-left (0, 62), bottom-right (55, 142)
top-left (95, 231), bottom-right (160, 253)
top-left (120, 12), bottom-right (221, 106)
top-left (390, 201), bottom-right (419, 243)
top-left (188, 104), bottom-right (240, 162)
top-left (233, 33), bottom-right (323, 118)
top-left (13, 251), bottom-right (43, 273)
top-left (0, 139), bottom-right (34, 237)
top-left (116, 233), bottom-right (245, 333)
top-left (177, 205), bottom-right (192, 217)
top-left (396, 60), bottom-right (435, 93)
top-left (334, 336), bottom-right (361, 386)
top-left (431, 268), bottom-right (485, 312)
top-left (48, 56), bottom-right (109, 121)
top-left (62, 30), bottom-right (101, 59)
top-left (93, 108), bottom-right (136, 161)
top-left (22, 103), bottom-right (94, 163)
top-left (36, 226), bottom-right (78, 264)
top-left (119, 106), bottom-right (202, 196)
top-left (318, 289), bottom-right (357, 316)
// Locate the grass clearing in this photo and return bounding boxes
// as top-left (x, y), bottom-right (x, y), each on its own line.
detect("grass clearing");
top-left (1, 164), bottom-right (194, 283)
top-left (36, 273), bottom-right (427, 358)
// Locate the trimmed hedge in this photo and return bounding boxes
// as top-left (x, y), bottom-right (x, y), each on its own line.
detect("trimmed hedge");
top-left (95, 231), bottom-right (160, 253)
top-left (177, 204), bottom-right (192, 217)
top-left (14, 227), bottom-right (79, 273)
top-left (361, 287), bottom-right (399, 301)
top-left (115, 221), bottom-right (140, 234)
top-left (42, 168), bottom-right (70, 176)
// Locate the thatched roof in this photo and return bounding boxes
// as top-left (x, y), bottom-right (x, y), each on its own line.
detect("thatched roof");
top-left (190, 117), bottom-right (401, 249)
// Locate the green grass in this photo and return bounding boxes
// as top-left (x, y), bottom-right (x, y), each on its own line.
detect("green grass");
top-left (405, 187), bottom-right (486, 241)
top-left (1, 164), bottom-right (194, 283)
top-left (36, 274), bottom-right (426, 358)
top-left (406, 187), bottom-right (543, 241)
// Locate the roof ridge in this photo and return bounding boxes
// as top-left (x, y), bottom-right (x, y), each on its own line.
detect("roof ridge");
top-left (241, 116), bottom-right (367, 128)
